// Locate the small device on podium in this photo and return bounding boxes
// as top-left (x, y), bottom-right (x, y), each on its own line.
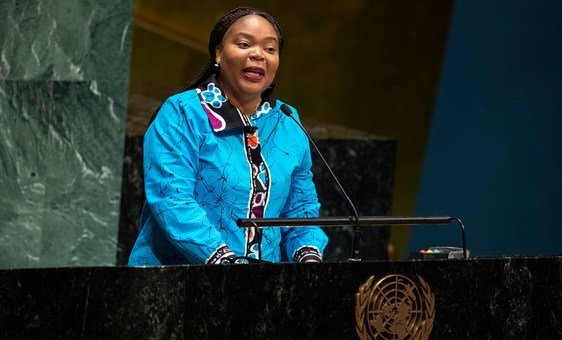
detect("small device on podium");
top-left (409, 246), bottom-right (470, 260)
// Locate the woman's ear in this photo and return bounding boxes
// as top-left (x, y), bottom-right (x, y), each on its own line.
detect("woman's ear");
top-left (215, 46), bottom-right (222, 65)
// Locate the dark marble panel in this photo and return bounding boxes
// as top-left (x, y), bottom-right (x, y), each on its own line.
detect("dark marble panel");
top-left (0, 266), bottom-right (187, 339)
top-left (116, 135), bottom-right (143, 266)
top-left (0, 0), bottom-right (133, 81)
top-left (0, 257), bottom-right (561, 338)
top-left (0, 80), bottom-right (128, 268)
top-left (0, 178), bottom-right (43, 268)
top-left (0, 80), bottom-right (52, 268)
top-left (117, 134), bottom-right (396, 265)
top-left (0, 0), bottom-right (133, 269)
top-left (0, 80), bottom-right (53, 177)
top-left (40, 80), bottom-right (128, 267)
top-left (83, 267), bottom-right (186, 339)
top-left (0, 267), bottom-right (88, 338)
top-left (314, 138), bottom-right (395, 261)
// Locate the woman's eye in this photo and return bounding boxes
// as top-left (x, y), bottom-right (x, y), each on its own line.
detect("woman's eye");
top-left (266, 47), bottom-right (276, 53)
top-left (237, 42), bottom-right (250, 48)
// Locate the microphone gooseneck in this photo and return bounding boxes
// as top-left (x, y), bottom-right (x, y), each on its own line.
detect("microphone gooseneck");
top-left (280, 104), bottom-right (362, 260)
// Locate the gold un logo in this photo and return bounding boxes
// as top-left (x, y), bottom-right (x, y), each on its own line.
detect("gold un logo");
top-left (355, 274), bottom-right (435, 340)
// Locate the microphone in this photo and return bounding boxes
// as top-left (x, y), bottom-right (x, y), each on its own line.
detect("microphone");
top-left (280, 104), bottom-right (362, 260)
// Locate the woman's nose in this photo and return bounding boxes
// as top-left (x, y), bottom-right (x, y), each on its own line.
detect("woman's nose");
top-left (249, 48), bottom-right (265, 61)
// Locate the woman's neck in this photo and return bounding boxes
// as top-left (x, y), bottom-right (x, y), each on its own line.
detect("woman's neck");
top-left (229, 95), bottom-right (261, 117)
top-left (217, 77), bottom-right (261, 116)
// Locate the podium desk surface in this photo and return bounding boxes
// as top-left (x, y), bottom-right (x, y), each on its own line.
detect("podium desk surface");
top-left (1, 256), bottom-right (561, 339)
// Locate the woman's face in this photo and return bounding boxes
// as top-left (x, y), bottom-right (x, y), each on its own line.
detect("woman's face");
top-left (216, 15), bottom-right (280, 105)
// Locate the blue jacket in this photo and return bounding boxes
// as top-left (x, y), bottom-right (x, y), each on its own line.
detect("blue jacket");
top-left (128, 80), bottom-right (328, 265)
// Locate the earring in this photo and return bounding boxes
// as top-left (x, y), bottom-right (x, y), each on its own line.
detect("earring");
top-left (215, 58), bottom-right (220, 67)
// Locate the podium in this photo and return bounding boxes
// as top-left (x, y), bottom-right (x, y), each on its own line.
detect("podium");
top-left (1, 256), bottom-right (561, 338)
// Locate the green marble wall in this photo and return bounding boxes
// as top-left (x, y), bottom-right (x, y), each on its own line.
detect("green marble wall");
top-left (0, 1), bottom-right (133, 268)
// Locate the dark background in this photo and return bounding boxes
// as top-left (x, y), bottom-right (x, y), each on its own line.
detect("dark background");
top-left (127, 0), bottom-right (454, 258)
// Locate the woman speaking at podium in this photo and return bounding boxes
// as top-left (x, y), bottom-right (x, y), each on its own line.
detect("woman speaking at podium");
top-left (129, 8), bottom-right (328, 265)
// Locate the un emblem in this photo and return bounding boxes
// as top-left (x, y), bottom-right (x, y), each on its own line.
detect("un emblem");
top-left (355, 274), bottom-right (435, 339)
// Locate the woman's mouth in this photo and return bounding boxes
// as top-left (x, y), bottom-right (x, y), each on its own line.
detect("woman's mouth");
top-left (243, 67), bottom-right (265, 81)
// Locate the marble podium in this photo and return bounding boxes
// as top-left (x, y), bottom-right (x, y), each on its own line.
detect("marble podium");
top-left (1, 256), bottom-right (560, 338)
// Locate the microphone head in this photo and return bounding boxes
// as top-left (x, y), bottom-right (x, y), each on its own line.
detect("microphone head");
top-left (280, 104), bottom-right (292, 116)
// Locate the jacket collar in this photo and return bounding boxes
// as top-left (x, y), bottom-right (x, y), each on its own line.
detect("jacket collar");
top-left (195, 74), bottom-right (277, 132)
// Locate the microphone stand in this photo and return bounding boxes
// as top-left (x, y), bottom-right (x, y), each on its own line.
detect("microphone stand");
top-left (280, 104), bottom-right (362, 260)
top-left (237, 216), bottom-right (468, 260)
top-left (277, 105), bottom-right (467, 260)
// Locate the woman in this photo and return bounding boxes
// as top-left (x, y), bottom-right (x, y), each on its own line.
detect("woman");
top-left (129, 7), bottom-right (328, 265)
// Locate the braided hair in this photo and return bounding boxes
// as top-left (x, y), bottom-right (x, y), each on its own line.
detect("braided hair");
top-left (185, 7), bottom-right (284, 91)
